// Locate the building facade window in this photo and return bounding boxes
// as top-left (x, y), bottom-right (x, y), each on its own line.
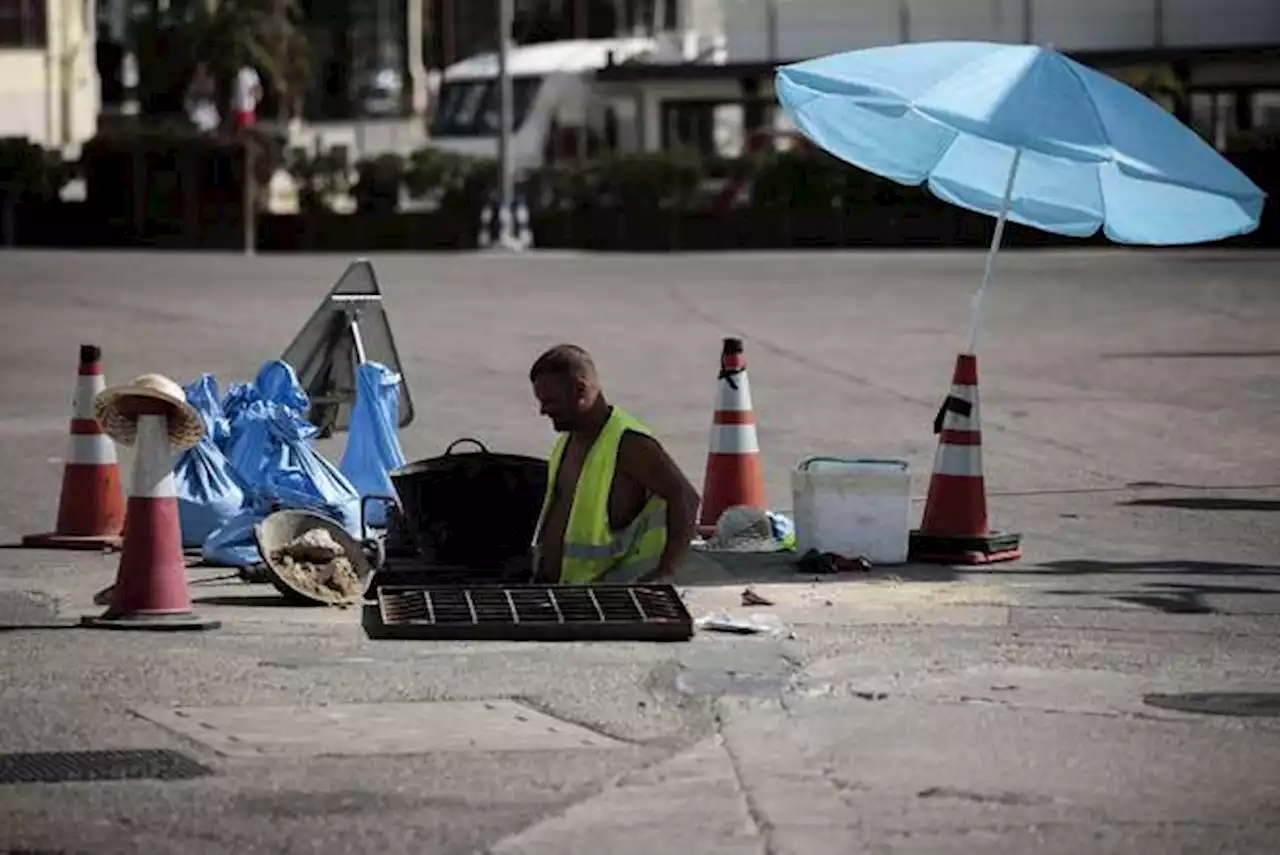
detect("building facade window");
top-left (0, 0), bottom-right (47, 48)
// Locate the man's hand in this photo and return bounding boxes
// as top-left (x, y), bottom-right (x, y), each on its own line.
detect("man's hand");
top-left (617, 432), bottom-right (700, 580)
top-left (635, 567), bottom-right (676, 585)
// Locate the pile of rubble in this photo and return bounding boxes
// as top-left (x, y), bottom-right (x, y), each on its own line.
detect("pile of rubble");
top-left (271, 528), bottom-right (363, 604)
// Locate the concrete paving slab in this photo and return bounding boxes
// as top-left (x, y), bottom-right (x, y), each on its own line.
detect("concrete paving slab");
top-left (790, 662), bottom-right (1280, 727)
top-left (720, 695), bottom-right (1280, 854)
top-left (134, 700), bottom-right (627, 758)
top-left (487, 737), bottom-right (762, 855)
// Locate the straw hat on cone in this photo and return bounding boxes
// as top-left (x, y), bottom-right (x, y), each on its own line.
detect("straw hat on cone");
top-left (93, 373), bottom-right (206, 451)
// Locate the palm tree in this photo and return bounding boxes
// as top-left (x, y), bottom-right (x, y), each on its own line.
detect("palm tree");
top-left (191, 0), bottom-right (313, 124)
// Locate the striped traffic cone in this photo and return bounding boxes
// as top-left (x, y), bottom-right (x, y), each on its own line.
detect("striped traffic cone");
top-left (698, 337), bottom-right (768, 535)
top-left (82, 396), bottom-right (219, 632)
top-left (908, 353), bottom-right (1022, 564)
top-left (21, 345), bottom-right (125, 550)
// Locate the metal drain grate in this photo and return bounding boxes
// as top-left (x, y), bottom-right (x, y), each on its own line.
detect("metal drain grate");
top-left (0, 749), bottom-right (214, 785)
top-left (1143, 692), bottom-right (1280, 717)
top-left (365, 584), bottom-right (694, 642)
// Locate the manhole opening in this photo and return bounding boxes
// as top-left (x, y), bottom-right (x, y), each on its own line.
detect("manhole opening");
top-left (1142, 692), bottom-right (1280, 717)
top-left (0, 749), bottom-right (214, 785)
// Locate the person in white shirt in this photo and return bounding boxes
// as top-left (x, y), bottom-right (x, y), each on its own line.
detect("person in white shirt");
top-left (233, 65), bottom-right (263, 130)
top-left (184, 61), bottom-right (220, 133)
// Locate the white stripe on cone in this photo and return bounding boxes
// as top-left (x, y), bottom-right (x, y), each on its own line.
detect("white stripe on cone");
top-left (941, 383), bottom-right (981, 432)
top-left (130, 415), bottom-right (177, 499)
top-left (68, 433), bottom-right (118, 465)
top-left (714, 371), bottom-right (754, 412)
top-left (709, 424), bottom-right (761, 455)
top-left (73, 375), bottom-right (105, 420)
top-left (933, 442), bottom-right (984, 478)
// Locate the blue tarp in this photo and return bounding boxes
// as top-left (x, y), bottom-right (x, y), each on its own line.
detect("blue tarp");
top-left (340, 361), bottom-right (407, 528)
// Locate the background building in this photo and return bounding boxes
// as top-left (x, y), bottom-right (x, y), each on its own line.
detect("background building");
top-left (591, 0), bottom-right (1280, 161)
top-left (1, 0), bottom-right (101, 152)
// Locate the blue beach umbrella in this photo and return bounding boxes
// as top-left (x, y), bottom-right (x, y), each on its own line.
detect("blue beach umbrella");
top-left (775, 41), bottom-right (1267, 351)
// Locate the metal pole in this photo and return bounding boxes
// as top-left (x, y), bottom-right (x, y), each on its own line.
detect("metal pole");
top-left (965, 148), bottom-right (1022, 354)
top-left (495, 0), bottom-right (516, 250)
top-left (243, 137), bottom-right (256, 257)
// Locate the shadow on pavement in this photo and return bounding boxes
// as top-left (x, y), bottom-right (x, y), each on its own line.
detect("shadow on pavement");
top-left (1119, 496), bottom-right (1280, 512)
top-left (676, 551), bottom-right (961, 587)
top-left (1041, 581), bottom-right (1280, 616)
top-left (979, 558), bottom-right (1280, 577)
top-left (191, 594), bottom-right (314, 608)
top-left (1100, 350), bottom-right (1280, 359)
top-left (0, 623), bottom-right (84, 633)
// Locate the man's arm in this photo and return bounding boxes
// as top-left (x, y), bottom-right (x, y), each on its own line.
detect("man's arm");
top-left (617, 432), bottom-right (700, 581)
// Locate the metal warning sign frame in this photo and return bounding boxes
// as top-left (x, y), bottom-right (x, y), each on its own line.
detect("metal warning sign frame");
top-left (280, 258), bottom-right (415, 438)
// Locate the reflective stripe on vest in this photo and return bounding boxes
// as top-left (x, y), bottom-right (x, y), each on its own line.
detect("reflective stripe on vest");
top-left (536, 406), bottom-right (669, 585)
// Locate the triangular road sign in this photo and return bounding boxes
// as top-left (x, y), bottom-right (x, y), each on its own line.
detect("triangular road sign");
top-left (280, 258), bottom-right (415, 438)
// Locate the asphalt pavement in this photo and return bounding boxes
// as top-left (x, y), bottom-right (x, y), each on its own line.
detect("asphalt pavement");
top-left (0, 248), bottom-right (1278, 854)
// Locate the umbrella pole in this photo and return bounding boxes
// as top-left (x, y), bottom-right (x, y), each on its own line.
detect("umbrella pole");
top-left (965, 148), bottom-right (1023, 354)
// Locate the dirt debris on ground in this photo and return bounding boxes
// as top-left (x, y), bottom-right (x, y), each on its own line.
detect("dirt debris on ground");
top-left (271, 528), bottom-right (363, 605)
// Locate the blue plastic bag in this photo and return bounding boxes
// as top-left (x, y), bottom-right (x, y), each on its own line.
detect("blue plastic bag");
top-left (199, 359), bottom-right (364, 567)
top-left (174, 374), bottom-right (248, 549)
top-left (270, 427), bottom-right (363, 535)
top-left (253, 359), bottom-right (311, 414)
top-left (201, 487), bottom-right (352, 568)
top-left (226, 399), bottom-right (312, 487)
top-left (185, 373), bottom-right (231, 448)
top-left (340, 362), bottom-right (407, 528)
top-left (223, 359), bottom-right (314, 457)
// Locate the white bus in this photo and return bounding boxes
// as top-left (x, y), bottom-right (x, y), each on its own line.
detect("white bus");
top-left (427, 37), bottom-right (658, 171)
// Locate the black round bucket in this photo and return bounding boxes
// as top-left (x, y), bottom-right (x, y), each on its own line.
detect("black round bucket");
top-left (389, 438), bottom-right (549, 573)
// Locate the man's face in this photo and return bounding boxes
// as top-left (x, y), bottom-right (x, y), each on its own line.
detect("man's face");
top-left (533, 374), bottom-right (583, 433)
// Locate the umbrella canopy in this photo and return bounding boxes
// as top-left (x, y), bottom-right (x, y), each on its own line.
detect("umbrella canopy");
top-left (775, 41), bottom-right (1266, 246)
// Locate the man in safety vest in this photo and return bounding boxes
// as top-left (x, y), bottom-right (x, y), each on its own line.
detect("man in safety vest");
top-left (530, 344), bottom-right (700, 584)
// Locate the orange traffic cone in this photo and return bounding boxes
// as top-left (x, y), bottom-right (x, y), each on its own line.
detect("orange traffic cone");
top-left (698, 337), bottom-right (768, 535)
top-left (908, 353), bottom-right (1021, 564)
top-left (22, 345), bottom-right (126, 551)
top-left (82, 376), bottom-right (219, 632)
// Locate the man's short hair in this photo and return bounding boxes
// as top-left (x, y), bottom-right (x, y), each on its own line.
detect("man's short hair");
top-left (530, 344), bottom-right (597, 385)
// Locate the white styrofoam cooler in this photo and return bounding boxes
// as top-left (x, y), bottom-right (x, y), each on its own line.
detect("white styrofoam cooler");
top-left (791, 457), bottom-right (912, 565)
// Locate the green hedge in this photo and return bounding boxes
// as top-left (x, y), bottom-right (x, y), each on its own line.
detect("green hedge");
top-left (13, 127), bottom-right (1280, 235)
top-left (0, 137), bottom-right (75, 201)
top-left (80, 126), bottom-right (283, 229)
top-left (349, 145), bottom-right (942, 218)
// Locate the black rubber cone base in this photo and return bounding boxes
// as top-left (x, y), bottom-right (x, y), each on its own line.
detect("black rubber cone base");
top-left (909, 530), bottom-right (1023, 565)
top-left (81, 610), bottom-right (221, 632)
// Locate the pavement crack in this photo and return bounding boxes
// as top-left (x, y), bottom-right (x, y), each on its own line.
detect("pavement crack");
top-left (508, 695), bottom-right (641, 746)
top-left (476, 743), bottom-right (695, 855)
top-left (713, 706), bottom-right (776, 855)
top-left (917, 785), bottom-right (1055, 806)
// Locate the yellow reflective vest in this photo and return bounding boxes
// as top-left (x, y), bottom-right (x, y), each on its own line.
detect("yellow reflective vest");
top-left (535, 406), bottom-right (668, 584)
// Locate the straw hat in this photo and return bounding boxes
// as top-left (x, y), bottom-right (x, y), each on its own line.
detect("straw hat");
top-left (94, 373), bottom-right (206, 451)
top-left (708, 506), bottom-right (787, 553)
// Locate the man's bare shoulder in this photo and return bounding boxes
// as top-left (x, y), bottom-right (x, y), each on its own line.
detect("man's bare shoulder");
top-left (616, 429), bottom-right (669, 471)
top-left (616, 428), bottom-right (698, 499)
